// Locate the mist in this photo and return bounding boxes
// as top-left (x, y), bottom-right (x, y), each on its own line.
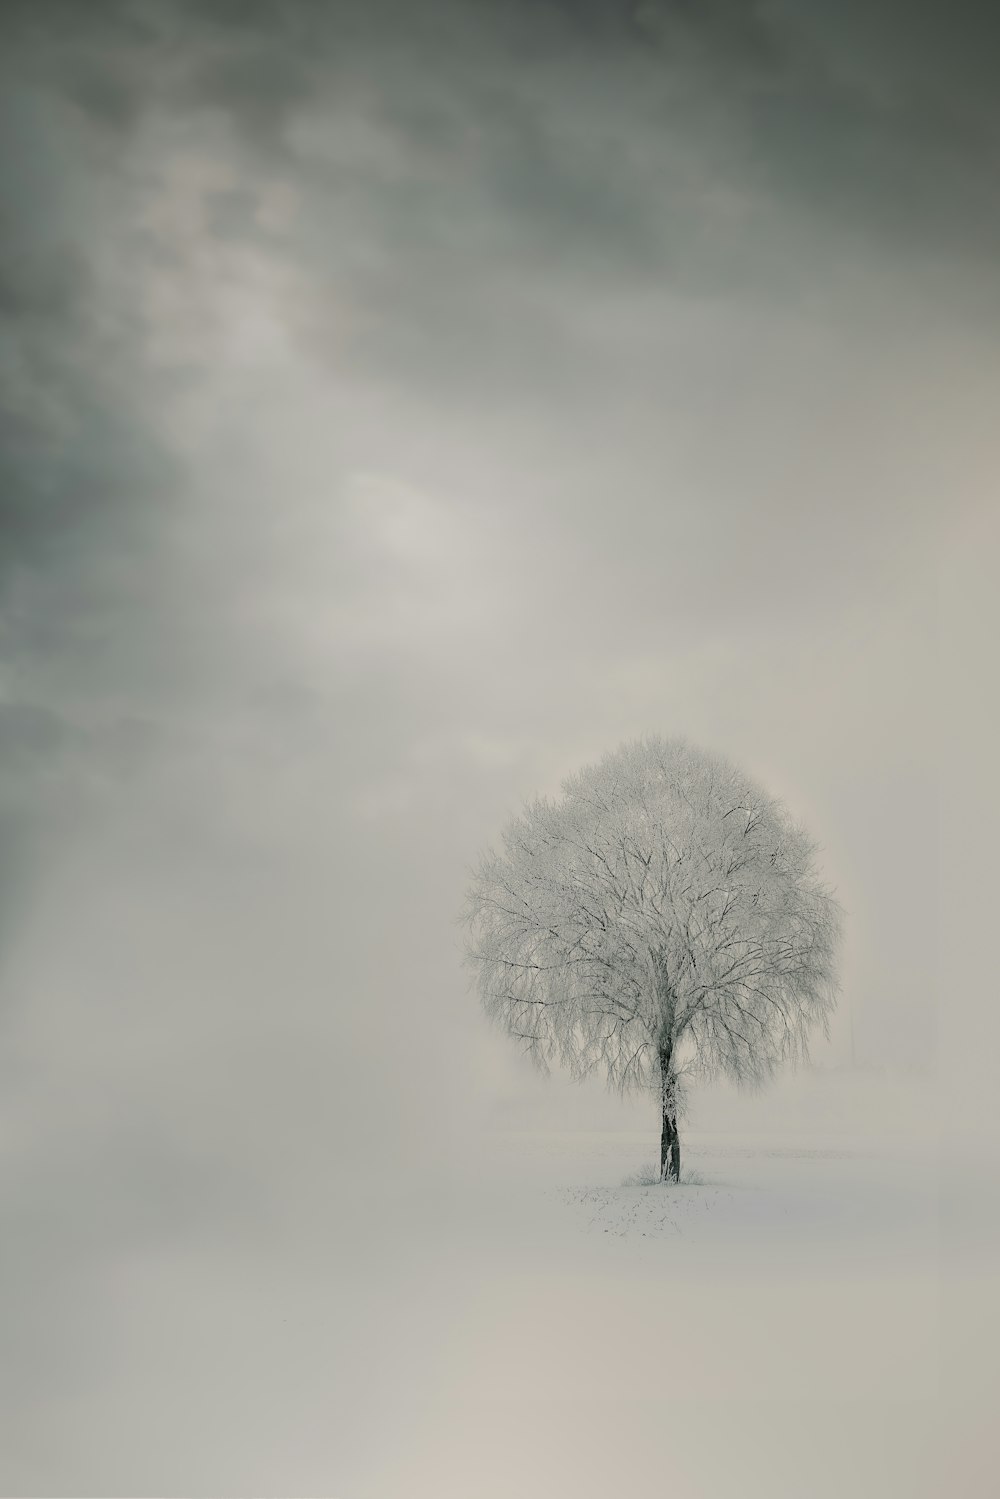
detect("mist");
top-left (1, 2), bottom-right (996, 1494)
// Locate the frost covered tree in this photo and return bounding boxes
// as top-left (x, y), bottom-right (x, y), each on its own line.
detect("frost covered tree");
top-left (462, 737), bottom-right (841, 1181)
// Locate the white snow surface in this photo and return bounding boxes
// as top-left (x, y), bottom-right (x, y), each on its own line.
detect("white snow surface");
top-left (6, 1066), bottom-right (995, 1498)
top-left (324, 1080), bottom-right (968, 1499)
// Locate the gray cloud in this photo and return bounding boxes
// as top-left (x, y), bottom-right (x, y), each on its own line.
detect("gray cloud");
top-left (0, 0), bottom-right (982, 1060)
top-left (0, 0), bottom-right (980, 1062)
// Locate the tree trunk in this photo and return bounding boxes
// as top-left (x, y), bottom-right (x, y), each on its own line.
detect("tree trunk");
top-left (658, 1044), bottom-right (681, 1183)
top-left (660, 1102), bottom-right (681, 1182)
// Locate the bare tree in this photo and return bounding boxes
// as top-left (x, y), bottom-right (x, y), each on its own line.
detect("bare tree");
top-left (462, 736), bottom-right (842, 1181)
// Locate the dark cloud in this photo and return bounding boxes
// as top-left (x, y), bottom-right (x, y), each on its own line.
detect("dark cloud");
top-left (0, 0), bottom-right (985, 960)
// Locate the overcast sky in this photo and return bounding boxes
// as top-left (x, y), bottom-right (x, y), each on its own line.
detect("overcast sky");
top-left (1, 2), bottom-right (996, 1489)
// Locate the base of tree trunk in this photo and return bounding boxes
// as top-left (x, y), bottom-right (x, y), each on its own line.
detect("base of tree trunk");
top-left (660, 1109), bottom-right (681, 1182)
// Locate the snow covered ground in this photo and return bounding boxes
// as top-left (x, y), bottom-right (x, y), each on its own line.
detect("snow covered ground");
top-left (346, 1119), bottom-right (944, 1498)
top-left (5, 1064), bottom-right (993, 1498)
top-left (308, 1064), bottom-right (965, 1499)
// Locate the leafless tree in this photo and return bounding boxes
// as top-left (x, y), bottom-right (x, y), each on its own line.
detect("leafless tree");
top-left (462, 736), bottom-right (842, 1181)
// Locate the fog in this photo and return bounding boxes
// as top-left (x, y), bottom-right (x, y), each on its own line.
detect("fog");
top-left (1, 3), bottom-right (997, 1494)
